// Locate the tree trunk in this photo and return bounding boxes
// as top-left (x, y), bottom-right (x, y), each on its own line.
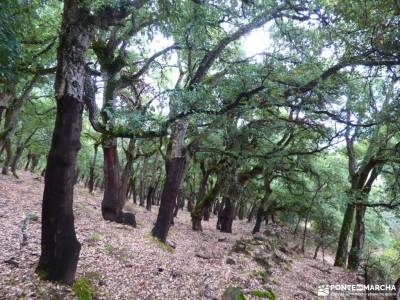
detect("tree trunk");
top-left (131, 176), bottom-right (137, 203)
top-left (293, 215), bottom-right (301, 236)
top-left (347, 205), bottom-right (367, 270)
top-left (203, 204), bottom-right (211, 221)
top-left (24, 152), bottom-right (31, 171)
top-left (151, 120), bottom-right (188, 242)
top-left (1, 139), bottom-right (12, 175)
top-left (191, 178), bottom-right (222, 231)
top-left (334, 204), bottom-right (355, 267)
top-left (30, 154), bottom-right (39, 173)
top-left (146, 157), bottom-right (159, 211)
top-left (88, 144), bottom-right (98, 194)
top-left (313, 243), bottom-right (321, 259)
top-left (139, 155), bottom-right (148, 206)
top-left (0, 77), bottom-right (38, 150)
top-left (118, 139), bottom-right (136, 205)
top-left (36, 1), bottom-right (91, 284)
top-left (101, 141), bottom-right (122, 221)
top-left (219, 177), bottom-right (238, 233)
top-left (252, 175), bottom-right (272, 234)
top-left (11, 145), bottom-right (23, 178)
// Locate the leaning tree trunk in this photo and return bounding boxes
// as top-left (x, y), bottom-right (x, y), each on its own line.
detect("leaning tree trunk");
top-left (347, 205), bottom-right (367, 270)
top-left (334, 203), bottom-right (355, 267)
top-left (36, 1), bottom-right (91, 284)
top-left (152, 120), bottom-right (188, 242)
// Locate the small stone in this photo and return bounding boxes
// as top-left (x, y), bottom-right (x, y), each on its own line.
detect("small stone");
top-left (226, 258), bottom-right (236, 265)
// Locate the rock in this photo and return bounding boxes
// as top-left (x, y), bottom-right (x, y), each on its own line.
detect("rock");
top-left (218, 237), bottom-right (227, 242)
top-left (226, 258), bottom-right (236, 265)
top-left (222, 287), bottom-right (246, 300)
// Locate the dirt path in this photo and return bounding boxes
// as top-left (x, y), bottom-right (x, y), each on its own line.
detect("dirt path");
top-left (0, 171), bottom-right (359, 299)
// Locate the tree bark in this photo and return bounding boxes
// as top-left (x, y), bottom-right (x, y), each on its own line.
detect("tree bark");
top-left (347, 205), bottom-right (367, 270)
top-left (219, 176), bottom-right (239, 233)
top-left (334, 204), bottom-right (355, 267)
top-left (151, 120), bottom-right (188, 242)
top-left (101, 141), bottom-right (122, 221)
top-left (36, 0), bottom-right (92, 284)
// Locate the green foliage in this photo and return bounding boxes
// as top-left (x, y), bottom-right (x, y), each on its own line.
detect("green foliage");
top-left (250, 290), bottom-right (276, 299)
top-left (73, 277), bottom-right (94, 300)
top-left (89, 232), bottom-right (101, 242)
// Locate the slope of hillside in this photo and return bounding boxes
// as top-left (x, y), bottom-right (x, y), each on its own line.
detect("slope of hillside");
top-left (0, 171), bottom-right (359, 299)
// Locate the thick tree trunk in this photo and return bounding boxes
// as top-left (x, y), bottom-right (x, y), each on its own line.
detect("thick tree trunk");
top-left (347, 205), bottom-right (367, 270)
top-left (36, 1), bottom-right (92, 283)
top-left (334, 204), bottom-right (355, 267)
top-left (101, 142), bottom-right (121, 221)
top-left (152, 121), bottom-right (188, 242)
top-left (219, 177), bottom-right (239, 233)
top-left (88, 144), bottom-right (98, 194)
top-left (219, 196), bottom-right (236, 233)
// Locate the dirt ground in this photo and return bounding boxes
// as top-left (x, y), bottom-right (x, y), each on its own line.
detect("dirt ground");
top-left (0, 171), bottom-right (362, 299)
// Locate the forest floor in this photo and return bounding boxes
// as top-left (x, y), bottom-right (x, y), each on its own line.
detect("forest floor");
top-left (0, 171), bottom-right (362, 300)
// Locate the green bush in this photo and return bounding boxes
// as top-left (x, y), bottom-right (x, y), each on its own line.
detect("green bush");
top-left (73, 277), bottom-right (94, 300)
